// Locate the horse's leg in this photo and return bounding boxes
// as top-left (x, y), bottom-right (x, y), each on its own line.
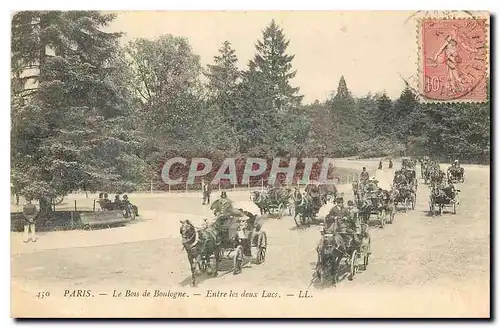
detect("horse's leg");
top-left (188, 253), bottom-right (197, 287)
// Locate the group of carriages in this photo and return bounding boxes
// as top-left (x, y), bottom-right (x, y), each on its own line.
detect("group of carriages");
top-left (180, 157), bottom-right (465, 287)
top-left (250, 183), bottom-right (337, 227)
top-left (313, 158), bottom-right (428, 286)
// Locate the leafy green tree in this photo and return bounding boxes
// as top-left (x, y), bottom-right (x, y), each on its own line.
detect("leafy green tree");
top-left (124, 35), bottom-right (204, 168)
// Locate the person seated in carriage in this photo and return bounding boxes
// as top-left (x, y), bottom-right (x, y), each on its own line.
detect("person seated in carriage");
top-left (376, 187), bottom-right (385, 200)
top-left (393, 171), bottom-right (408, 187)
top-left (452, 159), bottom-right (460, 168)
top-left (324, 194), bottom-right (346, 233)
top-left (122, 194), bottom-right (139, 217)
top-left (236, 217), bottom-right (252, 256)
top-left (346, 200), bottom-right (361, 233)
top-left (365, 178), bottom-right (378, 194)
top-left (332, 197), bottom-right (364, 247)
top-left (360, 167), bottom-right (369, 183)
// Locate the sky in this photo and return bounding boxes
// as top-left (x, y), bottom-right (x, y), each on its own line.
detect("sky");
top-left (105, 11), bottom-right (445, 103)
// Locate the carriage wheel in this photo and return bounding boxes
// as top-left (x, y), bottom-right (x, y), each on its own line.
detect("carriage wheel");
top-left (403, 198), bottom-right (408, 213)
top-left (233, 246), bottom-right (244, 275)
top-left (257, 247), bottom-right (266, 264)
top-left (362, 238), bottom-right (371, 270)
top-left (128, 207), bottom-right (136, 220)
top-left (439, 204), bottom-right (443, 215)
top-left (289, 203), bottom-right (295, 216)
top-left (429, 199), bottom-right (435, 215)
top-left (411, 194), bottom-right (416, 210)
top-left (315, 253), bottom-right (325, 284)
top-left (348, 249), bottom-right (358, 281)
top-left (256, 231), bottom-right (267, 264)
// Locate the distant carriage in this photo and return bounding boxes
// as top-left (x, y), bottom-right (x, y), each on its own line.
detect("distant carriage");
top-left (447, 166), bottom-right (465, 183)
top-left (250, 186), bottom-right (293, 219)
top-left (429, 185), bottom-right (460, 216)
top-left (392, 183), bottom-right (416, 212)
top-left (305, 183), bottom-right (337, 205)
top-left (292, 184), bottom-right (337, 227)
top-left (357, 194), bottom-right (387, 228)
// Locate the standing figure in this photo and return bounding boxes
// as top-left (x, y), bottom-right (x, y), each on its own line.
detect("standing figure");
top-left (360, 167), bottom-right (369, 183)
top-left (388, 159), bottom-right (393, 169)
top-left (201, 178), bottom-right (211, 205)
top-left (23, 197), bottom-right (38, 243)
top-left (378, 160), bottom-right (383, 170)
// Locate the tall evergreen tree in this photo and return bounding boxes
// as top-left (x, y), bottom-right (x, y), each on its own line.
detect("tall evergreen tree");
top-left (251, 19), bottom-right (303, 111)
top-left (11, 11), bottom-right (143, 213)
top-left (375, 92), bottom-right (394, 135)
top-left (205, 41), bottom-right (240, 121)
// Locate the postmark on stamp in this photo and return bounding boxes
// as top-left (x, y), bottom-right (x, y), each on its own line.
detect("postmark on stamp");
top-left (419, 18), bottom-right (488, 102)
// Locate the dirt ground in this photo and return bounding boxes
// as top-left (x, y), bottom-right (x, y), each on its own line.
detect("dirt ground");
top-left (10, 160), bottom-right (490, 318)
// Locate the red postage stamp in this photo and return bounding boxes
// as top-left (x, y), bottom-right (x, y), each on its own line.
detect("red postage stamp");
top-left (419, 18), bottom-right (488, 102)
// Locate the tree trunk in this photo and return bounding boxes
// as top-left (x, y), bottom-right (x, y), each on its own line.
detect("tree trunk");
top-left (38, 197), bottom-right (52, 225)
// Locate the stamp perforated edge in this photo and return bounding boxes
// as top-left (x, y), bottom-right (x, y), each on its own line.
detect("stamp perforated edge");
top-left (416, 13), bottom-right (490, 104)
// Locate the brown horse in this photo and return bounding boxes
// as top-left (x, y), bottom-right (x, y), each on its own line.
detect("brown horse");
top-left (180, 220), bottom-right (221, 286)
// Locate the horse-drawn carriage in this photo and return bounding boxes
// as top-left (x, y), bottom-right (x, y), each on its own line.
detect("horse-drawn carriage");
top-left (250, 187), bottom-right (292, 219)
top-left (353, 179), bottom-right (387, 228)
top-left (180, 202), bottom-right (267, 286)
top-left (357, 193), bottom-right (387, 228)
top-left (447, 165), bottom-right (465, 183)
top-left (291, 184), bottom-right (337, 227)
top-left (429, 184), bottom-right (460, 215)
top-left (392, 183), bottom-right (416, 212)
top-left (314, 216), bottom-right (370, 284)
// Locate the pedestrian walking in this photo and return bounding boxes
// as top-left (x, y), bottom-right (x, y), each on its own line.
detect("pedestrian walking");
top-left (23, 197), bottom-right (38, 243)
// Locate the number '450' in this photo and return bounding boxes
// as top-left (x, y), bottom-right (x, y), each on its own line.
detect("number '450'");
top-left (36, 291), bottom-right (50, 299)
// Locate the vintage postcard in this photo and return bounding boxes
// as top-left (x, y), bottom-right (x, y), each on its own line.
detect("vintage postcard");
top-left (10, 10), bottom-right (490, 318)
